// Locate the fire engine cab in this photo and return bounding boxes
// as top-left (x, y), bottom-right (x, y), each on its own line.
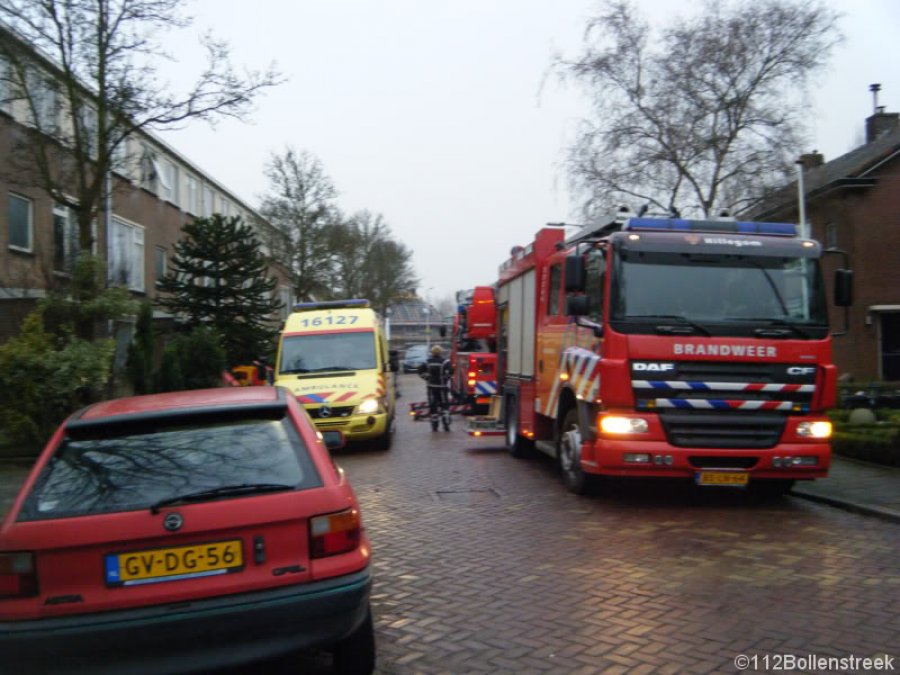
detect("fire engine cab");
top-left (476, 210), bottom-right (853, 495)
top-left (449, 286), bottom-right (499, 414)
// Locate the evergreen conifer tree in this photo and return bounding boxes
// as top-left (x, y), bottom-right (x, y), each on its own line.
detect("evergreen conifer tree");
top-left (157, 215), bottom-right (282, 365)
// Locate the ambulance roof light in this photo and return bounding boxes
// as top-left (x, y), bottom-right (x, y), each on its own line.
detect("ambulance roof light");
top-left (622, 217), bottom-right (797, 237)
top-left (293, 298), bottom-right (370, 311)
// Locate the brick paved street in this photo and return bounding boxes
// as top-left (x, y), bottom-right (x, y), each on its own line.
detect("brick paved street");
top-left (331, 375), bottom-right (899, 674)
top-left (4, 376), bottom-right (899, 674)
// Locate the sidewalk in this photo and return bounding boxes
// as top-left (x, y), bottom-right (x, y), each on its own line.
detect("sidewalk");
top-left (791, 455), bottom-right (900, 523)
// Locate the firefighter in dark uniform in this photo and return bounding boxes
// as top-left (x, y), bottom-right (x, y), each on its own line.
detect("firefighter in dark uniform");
top-left (418, 345), bottom-right (452, 431)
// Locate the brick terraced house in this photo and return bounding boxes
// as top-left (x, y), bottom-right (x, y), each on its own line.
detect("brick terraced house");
top-left (0, 22), bottom-right (292, 356)
top-left (750, 98), bottom-right (900, 383)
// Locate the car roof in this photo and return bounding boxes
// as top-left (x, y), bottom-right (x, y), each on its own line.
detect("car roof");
top-left (77, 387), bottom-right (283, 421)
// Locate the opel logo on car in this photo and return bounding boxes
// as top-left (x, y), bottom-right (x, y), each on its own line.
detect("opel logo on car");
top-left (163, 512), bottom-right (183, 531)
top-left (319, 405), bottom-right (331, 418)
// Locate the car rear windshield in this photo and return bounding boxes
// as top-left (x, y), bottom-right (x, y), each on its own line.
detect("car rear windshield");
top-left (17, 416), bottom-right (322, 521)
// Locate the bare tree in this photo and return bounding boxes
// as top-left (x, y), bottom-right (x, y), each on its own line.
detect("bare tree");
top-left (0, 0), bottom-right (281, 303)
top-left (329, 210), bottom-right (418, 312)
top-left (259, 148), bottom-right (339, 302)
top-left (559, 0), bottom-right (840, 219)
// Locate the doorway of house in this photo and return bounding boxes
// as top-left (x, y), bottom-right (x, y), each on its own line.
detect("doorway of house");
top-left (881, 312), bottom-right (900, 381)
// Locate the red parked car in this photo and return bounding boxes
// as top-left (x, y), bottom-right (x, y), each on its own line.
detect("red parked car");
top-left (0, 387), bottom-right (374, 674)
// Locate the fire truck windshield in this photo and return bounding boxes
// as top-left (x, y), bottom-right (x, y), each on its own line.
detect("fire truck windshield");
top-left (610, 251), bottom-right (828, 333)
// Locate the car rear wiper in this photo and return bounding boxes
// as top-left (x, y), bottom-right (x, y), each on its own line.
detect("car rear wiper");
top-left (150, 483), bottom-right (296, 513)
top-left (628, 315), bottom-right (711, 336)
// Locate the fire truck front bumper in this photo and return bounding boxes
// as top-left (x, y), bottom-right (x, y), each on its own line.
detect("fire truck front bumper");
top-left (582, 439), bottom-right (830, 481)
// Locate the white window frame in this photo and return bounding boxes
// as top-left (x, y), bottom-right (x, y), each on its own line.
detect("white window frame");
top-left (157, 158), bottom-right (178, 205)
top-left (26, 68), bottom-right (59, 132)
top-left (53, 203), bottom-right (79, 272)
top-left (0, 55), bottom-right (10, 114)
top-left (202, 185), bottom-right (214, 216)
top-left (7, 193), bottom-right (33, 253)
top-left (186, 175), bottom-right (199, 215)
top-left (154, 246), bottom-right (167, 285)
top-left (107, 215), bottom-right (145, 292)
top-left (75, 101), bottom-right (98, 159)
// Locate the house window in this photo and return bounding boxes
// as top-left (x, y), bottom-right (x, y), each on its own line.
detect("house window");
top-left (0, 56), bottom-right (10, 113)
top-left (162, 159), bottom-right (178, 204)
top-left (111, 135), bottom-right (129, 176)
top-left (107, 216), bottom-right (145, 291)
top-left (26, 69), bottom-right (59, 132)
top-left (154, 246), bottom-right (167, 284)
top-left (825, 222), bottom-right (838, 249)
top-left (53, 203), bottom-right (79, 272)
top-left (202, 186), bottom-right (214, 216)
top-left (7, 193), bottom-right (33, 252)
top-left (220, 198), bottom-right (231, 217)
top-left (186, 175), bottom-right (199, 214)
top-left (76, 102), bottom-right (98, 159)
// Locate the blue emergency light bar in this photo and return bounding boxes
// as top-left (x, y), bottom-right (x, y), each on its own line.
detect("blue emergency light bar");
top-left (623, 217), bottom-right (797, 237)
top-left (293, 298), bottom-right (370, 311)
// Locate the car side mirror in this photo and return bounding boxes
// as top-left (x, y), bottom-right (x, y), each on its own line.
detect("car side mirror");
top-left (389, 349), bottom-right (400, 372)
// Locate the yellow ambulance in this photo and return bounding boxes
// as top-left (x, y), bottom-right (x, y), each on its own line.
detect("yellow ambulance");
top-left (274, 299), bottom-right (398, 449)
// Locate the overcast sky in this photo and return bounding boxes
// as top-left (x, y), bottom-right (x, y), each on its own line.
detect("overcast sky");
top-left (158, 0), bottom-right (900, 305)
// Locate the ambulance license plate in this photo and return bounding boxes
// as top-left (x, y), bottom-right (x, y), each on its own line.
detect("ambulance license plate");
top-left (695, 471), bottom-right (749, 487)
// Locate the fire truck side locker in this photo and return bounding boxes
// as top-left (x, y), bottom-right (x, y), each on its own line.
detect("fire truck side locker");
top-left (499, 268), bottom-right (538, 454)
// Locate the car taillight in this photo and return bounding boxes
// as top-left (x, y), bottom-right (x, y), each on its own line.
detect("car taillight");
top-left (310, 509), bottom-right (361, 558)
top-left (0, 552), bottom-right (37, 599)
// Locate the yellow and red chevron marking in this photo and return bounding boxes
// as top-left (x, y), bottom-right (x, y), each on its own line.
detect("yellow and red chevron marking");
top-left (375, 374), bottom-right (385, 398)
top-left (297, 391), bottom-right (358, 405)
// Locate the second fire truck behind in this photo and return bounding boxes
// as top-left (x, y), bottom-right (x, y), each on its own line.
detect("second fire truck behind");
top-left (473, 211), bottom-right (852, 495)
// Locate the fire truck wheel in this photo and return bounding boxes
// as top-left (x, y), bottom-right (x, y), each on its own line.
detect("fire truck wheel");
top-left (505, 395), bottom-right (533, 458)
top-left (558, 409), bottom-right (592, 495)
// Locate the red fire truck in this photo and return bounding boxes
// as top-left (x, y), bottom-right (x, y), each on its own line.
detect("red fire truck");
top-left (476, 210), bottom-right (853, 495)
top-left (449, 287), bottom-right (499, 414)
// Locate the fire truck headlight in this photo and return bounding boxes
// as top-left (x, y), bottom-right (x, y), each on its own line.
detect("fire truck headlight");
top-left (599, 416), bottom-right (649, 434)
top-left (356, 398), bottom-right (380, 415)
top-left (797, 421), bottom-right (832, 438)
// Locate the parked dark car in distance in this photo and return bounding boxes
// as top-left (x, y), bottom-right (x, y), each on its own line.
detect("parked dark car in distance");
top-left (0, 386), bottom-right (374, 674)
top-left (402, 344), bottom-right (429, 372)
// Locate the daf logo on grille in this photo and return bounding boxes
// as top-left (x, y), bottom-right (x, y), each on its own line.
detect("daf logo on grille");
top-left (632, 362), bottom-right (675, 372)
top-left (163, 512), bottom-right (183, 532)
top-left (319, 405), bottom-right (332, 418)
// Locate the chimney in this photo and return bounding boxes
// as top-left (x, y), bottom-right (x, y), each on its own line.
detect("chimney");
top-left (798, 151), bottom-right (824, 169)
top-left (866, 84), bottom-right (899, 142)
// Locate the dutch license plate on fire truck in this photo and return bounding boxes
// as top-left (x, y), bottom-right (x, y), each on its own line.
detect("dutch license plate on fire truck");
top-left (695, 471), bottom-right (749, 487)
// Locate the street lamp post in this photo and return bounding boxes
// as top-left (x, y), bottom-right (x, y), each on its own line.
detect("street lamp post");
top-left (422, 287), bottom-right (434, 349)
